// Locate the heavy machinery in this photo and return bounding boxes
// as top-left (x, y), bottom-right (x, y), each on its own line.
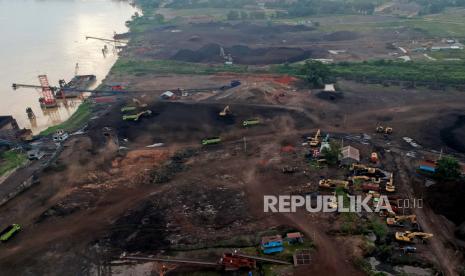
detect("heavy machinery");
top-left (350, 175), bottom-right (381, 183)
top-left (0, 224), bottom-right (21, 242)
top-left (387, 215), bottom-right (417, 226)
top-left (243, 119), bottom-right (260, 127)
top-left (370, 152), bottom-right (379, 163)
top-left (201, 137), bottom-right (221, 146)
top-left (122, 110), bottom-right (152, 121)
top-left (282, 166), bottom-right (298, 174)
top-left (362, 183), bottom-right (380, 192)
top-left (121, 106), bottom-right (137, 113)
top-left (220, 253), bottom-right (256, 270)
top-left (52, 130), bottom-right (69, 143)
top-left (385, 173), bottom-right (396, 192)
top-left (308, 129), bottom-right (321, 147)
top-left (350, 164), bottom-right (377, 174)
top-left (395, 231), bottom-right (433, 243)
top-left (401, 246), bottom-right (417, 254)
top-left (219, 105), bottom-right (232, 117)
top-left (132, 97), bottom-right (148, 108)
top-left (376, 125), bottom-right (393, 134)
top-left (319, 179), bottom-right (349, 189)
top-left (350, 175), bottom-right (371, 181)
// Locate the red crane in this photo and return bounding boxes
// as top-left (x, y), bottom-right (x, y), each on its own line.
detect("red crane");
top-left (37, 75), bottom-right (57, 108)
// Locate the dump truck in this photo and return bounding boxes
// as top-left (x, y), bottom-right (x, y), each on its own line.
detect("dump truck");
top-left (319, 179), bottom-right (349, 189)
top-left (122, 110), bottom-right (152, 121)
top-left (395, 231), bottom-right (433, 243)
top-left (121, 106), bottom-right (137, 113)
top-left (0, 224), bottom-right (21, 242)
top-left (243, 119), bottom-right (260, 127)
top-left (202, 137), bottom-right (221, 146)
top-left (387, 215), bottom-right (417, 227)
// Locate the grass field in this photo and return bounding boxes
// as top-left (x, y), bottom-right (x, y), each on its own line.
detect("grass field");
top-left (0, 150), bottom-right (27, 176)
top-left (40, 101), bottom-right (92, 136)
top-left (111, 58), bottom-right (260, 75)
top-left (429, 50), bottom-right (465, 60)
top-left (274, 60), bottom-right (465, 85)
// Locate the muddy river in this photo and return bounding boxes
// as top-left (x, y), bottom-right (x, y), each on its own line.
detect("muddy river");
top-left (0, 0), bottom-right (137, 133)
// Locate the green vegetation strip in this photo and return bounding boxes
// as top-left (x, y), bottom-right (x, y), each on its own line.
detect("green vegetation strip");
top-left (275, 60), bottom-right (465, 85)
top-left (330, 60), bottom-right (465, 84)
top-left (40, 101), bottom-right (92, 136)
top-left (112, 58), bottom-right (255, 75)
top-left (0, 150), bottom-right (27, 176)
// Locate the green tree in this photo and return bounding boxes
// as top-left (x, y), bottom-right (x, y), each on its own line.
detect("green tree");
top-left (301, 60), bottom-right (331, 88)
top-left (227, 10), bottom-right (240, 20)
top-left (240, 11), bottom-right (248, 20)
top-left (321, 141), bottom-right (341, 166)
top-left (436, 156), bottom-right (461, 181)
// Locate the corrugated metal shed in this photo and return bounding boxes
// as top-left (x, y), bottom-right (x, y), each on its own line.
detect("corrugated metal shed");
top-left (340, 146), bottom-right (360, 165)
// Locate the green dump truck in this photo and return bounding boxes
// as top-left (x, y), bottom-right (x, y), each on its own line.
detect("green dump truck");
top-left (122, 110), bottom-right (152, 121)
top-left (121, 106), bottom-right (137, 113)
top-left (201, 137), bottom-right (221, 146)
top-left (0, 224), bottom-right (21, 242)
top-left (242, 119), bottom-right (260, 127)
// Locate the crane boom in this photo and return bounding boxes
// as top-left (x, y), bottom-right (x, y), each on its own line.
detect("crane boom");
top-left (121, 256), bottom-right (219, 266)
top-left (85, 36), bottom-right (127, 44)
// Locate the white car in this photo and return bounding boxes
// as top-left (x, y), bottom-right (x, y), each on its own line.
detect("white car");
top-left (53, 130), bottom-right (69, 143)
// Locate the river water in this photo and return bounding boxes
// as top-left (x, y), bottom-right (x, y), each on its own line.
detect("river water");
top-left (0, 0), bottom-right (137, 133)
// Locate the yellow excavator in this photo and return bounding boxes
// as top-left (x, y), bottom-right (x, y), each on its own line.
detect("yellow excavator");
top-left (309, 129), bottom-right (321, 147)
top-left (395, 231), bottom-right (433, 243)
top-left (386, 173), bottom-right (396, 192)
top-left (219, 105), bottom-right (231, 116)
top-left (350, 164), bottom-right (377, 174)
top-left (349, 175), bottom-right (381, 183)
top-left (319, 179), bottom-right (349, 189)
top-left (387, 215), bottom-right (417, 226)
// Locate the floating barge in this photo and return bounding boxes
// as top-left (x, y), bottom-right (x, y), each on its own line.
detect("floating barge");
top-left (56, 74), bottom-right (96, 98)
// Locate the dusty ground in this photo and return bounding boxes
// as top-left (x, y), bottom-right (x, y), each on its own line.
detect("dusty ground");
top-left (0, 73), bottom-right (464, 275)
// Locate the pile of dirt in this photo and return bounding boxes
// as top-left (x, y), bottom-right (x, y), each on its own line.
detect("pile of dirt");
top-left (171, 43), bottom-right (313, 65)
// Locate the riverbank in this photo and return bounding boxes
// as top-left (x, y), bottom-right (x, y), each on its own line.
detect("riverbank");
top-left (39, 101), bottom-right (92, 136)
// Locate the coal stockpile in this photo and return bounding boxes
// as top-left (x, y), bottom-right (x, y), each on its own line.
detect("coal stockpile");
top-left (323, 31), bottom-right (360, 41)
top-left (426, 181), bottom-right (465, 226)
top-left (440, 114), bottom-right (465, 153)
top-left (171, 43), bottom-right (313, 65)
top-left (106, 201), bottom-right (170, 252)
top-left (90, 102), bottom-right (311, 147)
top-left (231, 22), bottom-right (315, 34)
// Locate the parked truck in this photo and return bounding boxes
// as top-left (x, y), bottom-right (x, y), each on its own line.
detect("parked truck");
top-left (0, 224), bottom-right (21, 242)
top-left (201, 137), bottom-right (221, 146)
